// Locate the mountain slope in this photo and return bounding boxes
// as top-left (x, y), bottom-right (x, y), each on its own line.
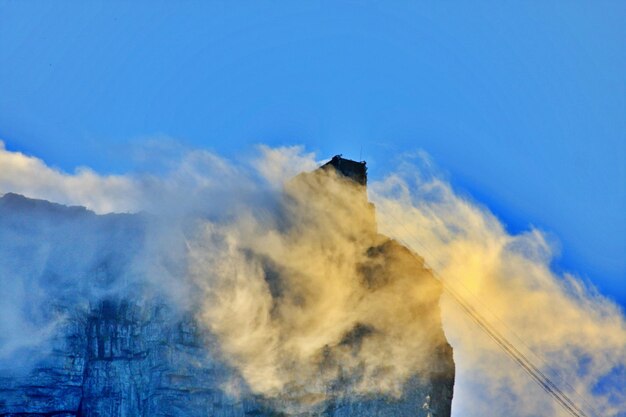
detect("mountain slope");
top-left (0, 186), bottom-right (454, 417)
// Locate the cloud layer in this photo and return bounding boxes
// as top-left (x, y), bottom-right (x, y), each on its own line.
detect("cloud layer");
top-left (0, 141), bottom-right (624, 416)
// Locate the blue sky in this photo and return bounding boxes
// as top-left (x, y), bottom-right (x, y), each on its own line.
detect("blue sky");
top-left (1, 1), bottom-right (624, 306)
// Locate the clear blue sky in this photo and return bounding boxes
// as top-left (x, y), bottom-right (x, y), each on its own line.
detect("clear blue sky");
top-left (1, 1), bottom-right (624, 305)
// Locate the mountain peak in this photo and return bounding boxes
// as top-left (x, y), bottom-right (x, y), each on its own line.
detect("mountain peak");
top-left (321, 155), bottom-right (368, 186)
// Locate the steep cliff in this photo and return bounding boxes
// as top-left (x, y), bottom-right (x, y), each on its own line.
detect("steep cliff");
top-left (0, 161), bottom-right (454, 416)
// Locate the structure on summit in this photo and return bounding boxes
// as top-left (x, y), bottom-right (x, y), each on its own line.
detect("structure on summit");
top-left (322, 155), bottom-right (368, 185)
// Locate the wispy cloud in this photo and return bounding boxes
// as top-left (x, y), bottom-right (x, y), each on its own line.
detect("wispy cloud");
top-left (371, 155), bottom-right (626, 417)
top-left (0, 140), bottom-right (138, 213)
top-left (0, 142), bottom-right (623, 416)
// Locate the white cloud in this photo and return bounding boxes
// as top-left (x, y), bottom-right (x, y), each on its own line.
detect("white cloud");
top-left (0, 140), bottom-right (138, 213)
top-left (253, 144), bottom-right (318, 187)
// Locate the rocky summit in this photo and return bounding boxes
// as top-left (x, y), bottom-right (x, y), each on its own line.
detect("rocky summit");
top-left (0, 159), bottom-right (454, 417)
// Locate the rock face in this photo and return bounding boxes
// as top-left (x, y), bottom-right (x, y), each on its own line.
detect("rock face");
top-left (0, 161), bottom-right (454, 417)
top-left (0, 193), bottom-right (256, 417)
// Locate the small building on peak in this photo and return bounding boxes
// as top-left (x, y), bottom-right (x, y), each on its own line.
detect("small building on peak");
top-left (321, 155), bottom-right (367, 186)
